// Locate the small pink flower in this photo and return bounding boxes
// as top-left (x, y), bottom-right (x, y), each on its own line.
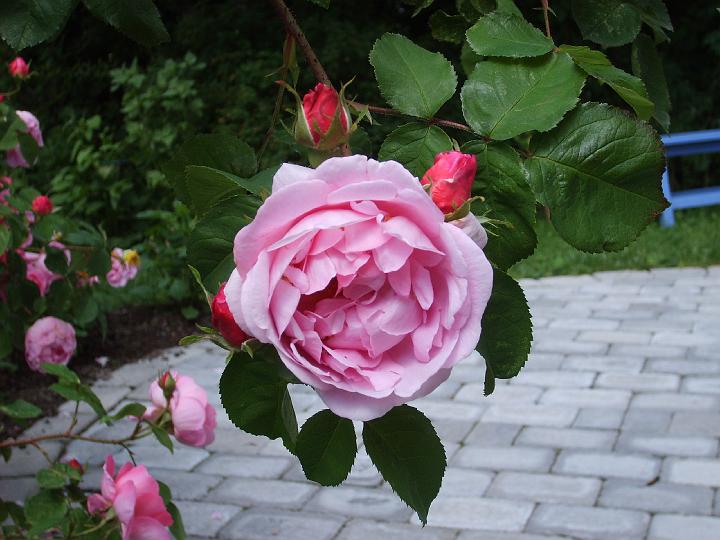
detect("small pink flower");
top-left (106, 248), bottom-right (140, 288)
top-left (6, 146), bottom-right (29, 169)
top-left (211, 282), bottom-right (249, 347)
top-left (5, 111), bottom-right (43, 169)
top-left (20, 250), bottom-right (61, 296)
top-left (31, 195), bottom-right (53, 215)
top-left (24, 316), bottom-right (76, 372)
top-left (421, 151), bottom-right (477, 214)
top-left (8, 57), bottom-right (29, 79)
top-left (87, 456), bottom-right (173, 540)
top-left (145, 372), bottom-right (217, 448)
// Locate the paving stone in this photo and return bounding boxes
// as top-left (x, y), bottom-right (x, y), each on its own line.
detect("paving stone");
top-left (610, 344), bottom-right (687, 359)
top-left (112, 444), bottom-right (209, 471)
top-left (0, 443), bottom-right (63, 477)
top-left (511, 370), bottom-right (596, 388)
top-left (464, 422), bottom-right (522, 446)
top-left (306, 486), bottom-right (411, 520)
top-left (454, 446), bottom-right (555, 472)
top-left (220, 510), bottom-right (343, 540)
top-left (433, 418), bottom-right (475, 442)
top-left (646, 359), bottom-right (720, 375)
top-left (652, 331), bottom-right (718, 347)
top-left (174, 500), bottom-right (240, 537)
top-left (458, 532), bottom-right (568, 540)
top-left (595, 372), bottom-right (680, 392)
top-left (599, 480), bottom-right (713, 515)
top-left (669, 412), bottom-right (720, 437)
top-left (621, 409), bottom-right (672, 433)
top-left (456, 383), bottom-right (541, 404)
top-left (578, 330), bottom-right (651, 344)
top-left (648, 514), bottom-right (720, 540)
top-left (541, 388), bottom-right (631, 409)
top-left (0, 476), bottom-right (36, 503)
top-left (554, 451), bottom-right (659, 481)
top-left (549, 318), bottom-right (620, 331)
top-left (664, 458), bottom-right (720, 487)
top-left (683, 376), bottom-right (720, 394)
top-left (488, 471), bottom-right (600, 505)
top-left (562, 355), bottom-right (645, 373)
top-left (422, 496), bottom-right (534, 531)
top-left (414, 399), bottom-right (484, 421)
top-left (152, 469), bottom-right (223, 501)
top-left (336, 519), bottom-right (456, 540)
top-left (207, 478), bottom-right (317, 509)
top-left (522, 353), bottom-right (564, 371)
top-left (528, 504), bottom-right (649, 540)
top-left (196, 454), bottom-right (291, 479)
top-left (573, 408), bottom-right (626, 430)
top-left (482, 404), bottom-right (578, 427)
top-left (631, 393), bottom-right (720, 411)
top-left (616, 433), bottom-right (718, 457)
top-left (516, 427), bottom-right (616, 450)
top-left (439, 467), bottom-right (493, 497)
top-left (205, 428), bottom-right (268, 455)
top-left (533, 339), bottom-right (608, 355)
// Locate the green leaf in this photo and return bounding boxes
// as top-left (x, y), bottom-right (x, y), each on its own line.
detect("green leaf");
top-left (219, 351), bottom-right (298, 452)
top-left (151, 425), bottom-right (174, 453)
top-left (572, 0), bottom-right (642, 47)
top-left (483, 360), bottom-right (496, 396)
top-left (0, 0), bottom-right (75, 50)
top-left (72, 294), bottom-right (99, 325)
top-left (0, 113), bottom-right (24, 151)
top-left (24, 489), bottom-right (67, 533)
top-left (466, 11), bottom-right (554, 58)
top-left (629, 0), bottom-right (672, 32)
top-left (460, 42), bottom-right (482, 77)
top-left (378, 123), bottom-right (453, 178)
top-left (561, 45), bottom-right (654, 120)
top-left (168, 501), bottom-right (186, 540)
top-left (369, 33), bottom-right (457, 119)
top-left (103, 402), bottom-right (146, 423)
top-left (527, 102), bottom-right (667, 252)
top-left (429, 10), bottom-right (467, 44)
top-left (632, 33), bottom-right (671, 131)
top-left (41, 363), bottom-right (80, 384)
top-left (307, 0), bottom-right (330, 7)
top-left (187, 194), bottom-right (260, 293)
top-left (477, 268), bottom-right (532, 384)
top-left (461, 53), bottom-right (585, 140)
top-left (82, 0), bottom-right (169, 47)
top-left (36, 464), bottom-right (78, 489)
top-left (164, 134), bottom-right (257, 207)
top-left (463, 142), bottom-right (537, 270)
top-left (363, 405), bottom-right (446, 525)
top-left (296, 410), bottom-right (357, 486)
top-left (0, 226), bottom-right (10, 255)
top-left (184, 166), bottom-right (243, 216)
top-left (0, 399), bottom-right (41, 419)
top-left (495, 0), bottom-right (523, 16)
top-left (457, 0), bottom-right (496, 21)
top-left (48, 381), bottom-right (107, 419)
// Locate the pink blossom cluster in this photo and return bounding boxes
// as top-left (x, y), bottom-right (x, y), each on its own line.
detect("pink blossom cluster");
top-left (106, 248), bottom-right (140, 288)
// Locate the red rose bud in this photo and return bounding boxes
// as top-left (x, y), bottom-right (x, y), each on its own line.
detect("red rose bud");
top-left (31, 195), bottom-right (53, 216)
top-left (421, 151), bottom-right (477, 214)
top-left (8, 57), bottom-right (30, 79)
top-left (67, 458), bottom-right (84, 473)
top-left (295, 83), bottom-right (351, 150)
top-left (211, 282), bottom-right (248, 347)
top-left (159, 371), bottom-right (176, 400)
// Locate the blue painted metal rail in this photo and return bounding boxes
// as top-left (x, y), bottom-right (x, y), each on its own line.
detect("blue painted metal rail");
top-left (660, 129), bottom-right (720, 227)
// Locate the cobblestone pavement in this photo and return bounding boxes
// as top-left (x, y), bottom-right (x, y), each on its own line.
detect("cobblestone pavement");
top-left (3, 267), bottom-right (720, 539)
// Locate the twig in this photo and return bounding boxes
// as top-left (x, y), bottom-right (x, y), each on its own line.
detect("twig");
top-left (267, 0), bottom-right (331, 86)
top-left (349, 101), bottom-right (477, 135)
top-left (0, 425), bottom-right (150, 450)
top-left (541, 0), bottom-right (552, 39)
top-left (257, 36), bottom-right (291, 166)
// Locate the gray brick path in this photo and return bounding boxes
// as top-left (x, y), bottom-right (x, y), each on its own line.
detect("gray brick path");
top-left (3, 266), bottom-right (720, 539)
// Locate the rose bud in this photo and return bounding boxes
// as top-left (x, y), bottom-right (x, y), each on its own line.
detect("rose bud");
top-left (295, 83), bottom-right (351, 150)
top-left (31, 195), bottom-right (53, 216)
top-left (66, 458), bottom-right (84, 474)
top-left (211, 282), bottom-right (248, 347)
top-left (421, 151), bottom-right (477, 214)
top-left (158, 370), bottom-right (176, 399)
top-left (8, 57), bottom-right (30, 79)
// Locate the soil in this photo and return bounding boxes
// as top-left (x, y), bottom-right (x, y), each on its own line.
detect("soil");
top-left (0, 306), bottom-right (199, 440)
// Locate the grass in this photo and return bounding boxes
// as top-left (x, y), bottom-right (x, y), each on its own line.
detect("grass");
top-left (510, 207), bottom-right (720, 279)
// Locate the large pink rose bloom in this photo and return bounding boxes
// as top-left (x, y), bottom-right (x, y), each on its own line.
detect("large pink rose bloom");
top-left (24, 316), bottom-right (76, 372)
top-left (145, 372), bottom-right (217, 447)
top-left (87, 456), bottom-right (173, 540)
top-left (225, 155), bottom-right (493, 421)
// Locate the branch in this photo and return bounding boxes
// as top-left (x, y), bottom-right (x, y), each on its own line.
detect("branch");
top-left (541, 0), bottom-right (552, 39)
top-left (349, 101), bottom-right (478, 135)
top-left (0, 424), bottom-right (150, 450)
top-left (267, 0), bottom-right (331, 87)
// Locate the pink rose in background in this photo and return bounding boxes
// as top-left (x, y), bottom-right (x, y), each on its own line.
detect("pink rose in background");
top-left (8, 57), bottom-right (29, 79)
top-left (6, 111), bottom-right (43, 169)
top-left (211, 282), bottom-right (248, 347)
top-left (106, 248), bottom-right (140, 288)
top-left (31, 194), bottom-right (53, 215)
top-left (421, 151), bottom-right (477, 214)
top-left (87, 456), bottom-right (173, 540)
top-left (24, 316), bottom-right (76, 372)
top-left (145, 372), bottom-right (217, 448)
top-left (296, 82), bottom-right (351, 149)
top-left (19, 240), bottom-right (70, 296)
top-left (224, 155), bottom-right (493, 421)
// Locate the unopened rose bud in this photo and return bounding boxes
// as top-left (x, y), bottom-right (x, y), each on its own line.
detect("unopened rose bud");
top-left (159, 371), bottom-right (176, 399)
top-left (421, 151), bottom-right (477, 214)
top-left (31, 195), bottom-right (53, 216)
top-left (67, 458), bottom-right (84, 474)
top-left (295, 83), bottom-right (351, 150)
top-left (211, 282), bottom-right (248, 347)
top-left (8, 57), bottom-right (30, 79)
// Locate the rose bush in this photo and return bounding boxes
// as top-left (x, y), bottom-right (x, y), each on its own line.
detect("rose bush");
top-left (224, 155), bottom-right (493, 420)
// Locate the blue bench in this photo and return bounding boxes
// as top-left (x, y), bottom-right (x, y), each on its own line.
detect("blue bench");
top-left (659, 129), bottom-right (720, 227)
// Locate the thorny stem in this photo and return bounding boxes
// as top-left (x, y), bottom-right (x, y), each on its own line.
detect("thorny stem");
top-left (541, 0), bottom-right (552, 39)
top-left (0, 424), bottom-right (150, 450)
top-left (349, 101), bottom-right (477, 135)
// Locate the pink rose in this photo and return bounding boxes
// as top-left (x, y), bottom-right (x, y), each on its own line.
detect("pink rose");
top-left (8, 57), bottom-right (29, 79)
top-left (24, 316), bottom-right (76, 372)
top-left (421, 151), bottom-right (477, 214)
top-left (106, 248), bottom-right (140, 288)
top-left (145, 372), bottom-right (217, 448)
top-left (452, 214), bottom-right (488, 249)
top-left (31, 195), bottom-right (53, 215)
top-left (19, 240), bottom-right (70, 296)
top-left (224, 155), bottom-right (493, 421)
top-left (87, 456), bottom-right (173, 540)
top-left (296, 83), bottom-right (351, 149)
top-left (6, 111), bottom-right (43, 169)
top-left (211, 282), bottom-right (248, 347)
